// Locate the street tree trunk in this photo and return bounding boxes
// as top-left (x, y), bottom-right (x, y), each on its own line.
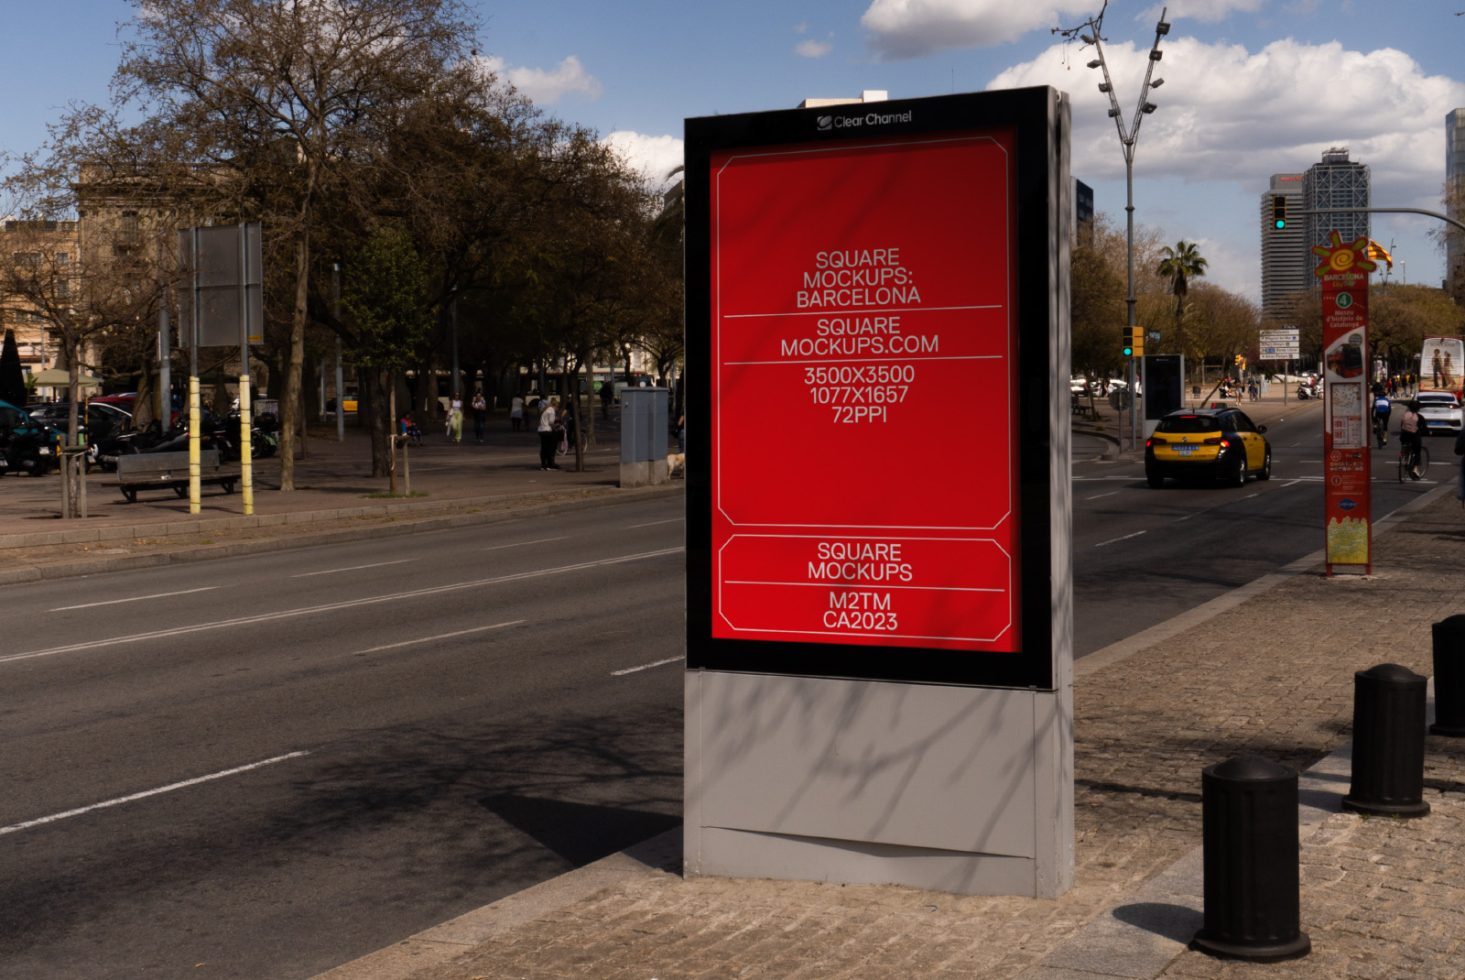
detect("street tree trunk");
top-left (279, 225), bottom-right (310, 490)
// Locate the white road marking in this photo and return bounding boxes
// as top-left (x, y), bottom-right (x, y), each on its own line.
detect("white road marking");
top-left (1283, 479), bottom-right (1303, 487)
top-left (1085, 491), bottom-right (1119, 500)
top-left (3, 548), bottom-right (684, 666)
top-left (481, 536), bottom-right (567, 552)
top-left (0, 751), bottom-right (309, 837)
top-left (611, 656), bottom-right (683, 677)
top-left (51, 586), bottom-right (218, 612)
top-left (1095, 530), bottom-right (1147, 548)
top-left (627, 518), bottom-right (683, 529)
top-left (291, 558), bottom-right (417, 578)
top-left (357, 620), bottom-right (523, 654)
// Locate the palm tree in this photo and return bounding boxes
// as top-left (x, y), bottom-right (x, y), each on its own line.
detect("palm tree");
top-left (1156, 241), bottom-right (1208, 383)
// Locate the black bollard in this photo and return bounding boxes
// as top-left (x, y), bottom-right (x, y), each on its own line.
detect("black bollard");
top-left (1191, 755), bottom-right (1311, 962)
top-left (1431, 615), bottom-right (1465, 737)
top-left (1342, 663), bottom-right (1430, 817)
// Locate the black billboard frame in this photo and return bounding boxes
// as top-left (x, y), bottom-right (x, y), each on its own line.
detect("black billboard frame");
top-left (684, 87), bottom-right (1065, 691)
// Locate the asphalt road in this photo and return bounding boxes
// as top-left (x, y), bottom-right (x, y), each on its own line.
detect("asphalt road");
top-left (0, 406), bottom-right (1446, 977)
top-left (0, 498), bottom-right (687, 979)
top-left (1071, 399), bottom-right (1444, 654)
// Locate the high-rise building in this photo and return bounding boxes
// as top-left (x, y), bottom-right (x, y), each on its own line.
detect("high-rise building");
top-left (1445, 109), bottom-right (1465, 299)
top-left (1260, 173), bottom-right (1306, 322)
top-left (1303, 147), bottom-right (1369, 256)
top-left (1074, 178), bottom-right (1094, 247)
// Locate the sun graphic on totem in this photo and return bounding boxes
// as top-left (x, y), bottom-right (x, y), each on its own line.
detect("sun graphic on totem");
top-left (1311, 230), bottom-right (1378, 278)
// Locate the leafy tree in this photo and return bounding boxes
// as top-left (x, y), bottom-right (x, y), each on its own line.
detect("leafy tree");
top-left (1371, 284), bottom-right (1465, 375)
top-left (115, 0), bottom-right (477, 490)
top-left (340, 223), bottom-right (433, 481)
top-left (1186, 283), bottom-right (1259, 377)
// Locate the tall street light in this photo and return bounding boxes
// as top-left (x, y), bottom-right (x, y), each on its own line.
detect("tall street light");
top-left (1055, 2), bottom-right (1170, 449)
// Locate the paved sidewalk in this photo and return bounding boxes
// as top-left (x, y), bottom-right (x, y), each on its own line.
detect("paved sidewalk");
top-left (319, 482), bottom-right (1465, 980)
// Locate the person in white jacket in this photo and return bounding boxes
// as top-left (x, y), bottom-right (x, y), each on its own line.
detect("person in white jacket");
top-left (537, 396), bottom-right (561, 470)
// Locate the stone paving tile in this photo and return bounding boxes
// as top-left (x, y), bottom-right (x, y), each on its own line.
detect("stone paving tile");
top-left (386, 489), bottom-right (1465, 980)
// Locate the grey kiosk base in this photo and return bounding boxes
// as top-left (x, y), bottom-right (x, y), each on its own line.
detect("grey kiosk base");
top-left (684, 673), bottom-right (1074, 898)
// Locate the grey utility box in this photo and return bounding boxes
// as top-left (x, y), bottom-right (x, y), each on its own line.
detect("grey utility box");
top-left (620, 387), bottom-right (669, 487)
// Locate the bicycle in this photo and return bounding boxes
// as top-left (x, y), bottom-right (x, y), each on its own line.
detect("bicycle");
top-left (1372, 413), bottom-right (1389, 448)
top-left (1398, 439), bottom-right (1430, 482)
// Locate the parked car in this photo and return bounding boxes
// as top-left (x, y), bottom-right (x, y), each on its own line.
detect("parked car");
top-left (0, 399), bottom-right (58, 476)
top-left (1416, 391), bottom-right (1463, 436)
top-left (1144, 407), bottom-right (1272, 488)
top-left (28, 402), bottom-right (133, 442)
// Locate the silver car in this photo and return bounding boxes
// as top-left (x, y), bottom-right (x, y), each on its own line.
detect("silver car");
top-left (1417, 391), bottom-right (1463, 436)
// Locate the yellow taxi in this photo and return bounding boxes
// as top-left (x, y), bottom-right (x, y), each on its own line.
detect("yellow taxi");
top-left (1144, 407), bottom-right (1272, 488)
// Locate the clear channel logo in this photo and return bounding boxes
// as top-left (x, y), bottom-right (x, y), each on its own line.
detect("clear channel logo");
top-left (815, 109), bottom-right (913, 133)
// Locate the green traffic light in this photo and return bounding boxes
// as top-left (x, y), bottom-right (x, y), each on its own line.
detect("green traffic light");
top-left (1122, 345), bottom-right (1134, 357)
top-left (1274, 218), bottom-right (1286, 230)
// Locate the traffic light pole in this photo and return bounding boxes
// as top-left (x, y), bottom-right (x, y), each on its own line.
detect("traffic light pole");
top-left (1299, 206), bottom-right (1465, 234)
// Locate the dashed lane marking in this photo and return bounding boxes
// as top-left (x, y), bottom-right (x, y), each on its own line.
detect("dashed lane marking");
top-left (356, 620), bottom-right (524, 655)
top-left (611, 656), bottom-right (683, 677)
top-left (1095, 530), bottom-right (1147, 548)
top-left (0, 751), bottom-right (309, 837)
top-left (51, 586), bottom-right (218, 612)
top-left (291, 558), bottom-right (417, 578)
top-left (481, 536), bottom-right (567, 551)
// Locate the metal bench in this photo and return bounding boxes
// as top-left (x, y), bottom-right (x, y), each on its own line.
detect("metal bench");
top-left (113, 450), bottom-right (238, 503)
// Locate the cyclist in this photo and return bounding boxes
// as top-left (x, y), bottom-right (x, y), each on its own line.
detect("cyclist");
top-left (1372, 386), bottom-right (1392, 448)
top-left (1399, 398), bottom-right (1427, 479)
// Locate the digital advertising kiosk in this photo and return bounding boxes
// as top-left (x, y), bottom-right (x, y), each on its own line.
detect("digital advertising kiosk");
top-left (683, 86), bottom-right (1074, 897)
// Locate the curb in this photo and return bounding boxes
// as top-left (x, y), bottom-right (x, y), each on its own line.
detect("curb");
top-left (0, 483), bottom-right (683, 585)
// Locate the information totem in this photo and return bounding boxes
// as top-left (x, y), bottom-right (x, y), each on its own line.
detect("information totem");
top-left (1313, 232), bottom-right (1376, 574)
top-left (683, 87), bottom-right (1074, 898)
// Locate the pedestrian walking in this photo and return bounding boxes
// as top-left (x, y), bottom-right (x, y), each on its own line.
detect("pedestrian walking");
top-left (510, 394), bottom-right (525, 432)
top-left (537, 396), bottom-right (561, 470)
top-left (447, 395), bottom-right (463, 443)
top-left (471, 389), bottom-right (487, 443)
top-left (559, 398), bottom-right (576, 456)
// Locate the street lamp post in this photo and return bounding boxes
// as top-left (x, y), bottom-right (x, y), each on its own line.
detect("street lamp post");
top-left (1056, 2), bottom-right (1170, 449)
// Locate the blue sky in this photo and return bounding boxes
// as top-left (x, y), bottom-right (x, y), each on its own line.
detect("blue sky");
top-left (7, 1), bottom-right (1465, 305)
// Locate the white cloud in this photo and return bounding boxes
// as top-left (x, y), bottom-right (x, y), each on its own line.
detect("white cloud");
top-left (603, 131), bottom-right (684, 188)
top-left (796, 38), bottom-right (833, 59)
top-left (860, 0), bottom-right (1099, 59)
top-left (861, 0), bottom-right (1268, 58)
top-left (477, 54), bottom-right (602, 105)
top-left (1140, 0), bottom-right (1263, 24)
top-left (989, 37), bottom-right (1465, 209)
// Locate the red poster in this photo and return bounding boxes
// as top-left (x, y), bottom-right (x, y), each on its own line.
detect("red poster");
top-left (1313, 232), bottom-right (1375, 572)
top-left (708, 135), bottom-right (1020, 651)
